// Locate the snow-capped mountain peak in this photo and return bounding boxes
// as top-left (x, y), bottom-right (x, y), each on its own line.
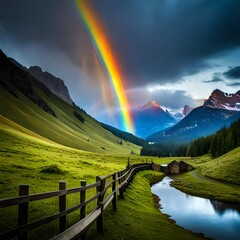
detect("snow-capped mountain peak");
top-left (142, 100), bottom-right (163, 111)
top-left (203, 89), bottom-right (240, 111)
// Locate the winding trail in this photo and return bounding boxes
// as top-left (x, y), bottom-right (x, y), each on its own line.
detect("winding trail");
top-left (189, 170), bottom-right (217, 183)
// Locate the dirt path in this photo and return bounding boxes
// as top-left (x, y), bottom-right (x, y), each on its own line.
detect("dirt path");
top-left (190, 170), bottom-right (219, 183)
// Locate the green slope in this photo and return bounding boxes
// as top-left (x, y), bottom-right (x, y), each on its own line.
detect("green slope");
top-left (0, 50), bottom-right (140, 154)
top-left (100, 122), bottom-right (147, 146)
top-left (188, 148), bottom-right (240, 185)
top-left (0, 86), bottom-right (139, 154)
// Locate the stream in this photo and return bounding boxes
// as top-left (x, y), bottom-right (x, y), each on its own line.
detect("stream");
top-left (151, 176), bottom-right (240, 240)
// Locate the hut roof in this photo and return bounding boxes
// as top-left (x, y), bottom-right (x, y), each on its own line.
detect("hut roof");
top-left (168, 160), bottom-right (179, 166)
top-left (179, 161), bottom-right (188, 166)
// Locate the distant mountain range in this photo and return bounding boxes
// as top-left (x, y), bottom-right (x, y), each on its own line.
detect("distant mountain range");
top-left (10, 58), bottom-right (73, 105)
top-left (132, 101), bottom-right (176, 138)
top-left (147, 89), bottom-right (240, 143)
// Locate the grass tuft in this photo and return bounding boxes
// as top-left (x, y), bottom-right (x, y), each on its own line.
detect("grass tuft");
top-left (40, 165), bottom-right (66, 175)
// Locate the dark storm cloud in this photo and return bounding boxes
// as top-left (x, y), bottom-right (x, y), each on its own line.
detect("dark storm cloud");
top-left (93, 0), bottom-right (240, 86)
top-left (224, 66), bottom-right (240, 79)
top-left (0, 0), bottom-right (94, 69)
top-left (203, 73), bottom-right (224, 83)
top-left (1, 0), bottom-right (240, 88)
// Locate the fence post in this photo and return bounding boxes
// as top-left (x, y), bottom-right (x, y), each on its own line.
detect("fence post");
top-left (80, 180), bottom-right (86, 240)
top-left (18, 184), bottom-right (29, 240)
top-left (96, 176), bottom-right (105, 234)
top-left (117, 172), bottom-right (124, 199)
top-left (127, 157), bottom-right (130, 169)
top-left (59, 180), bottom-right (66, 233)
top-left (123, 170), bottom-right (126, 192)
top-left (112, 173), bottom-right (117, 211)
top-left (117, 172), bottom-right (121, 185)
top-left (80, 180), bottom-right (86, 219)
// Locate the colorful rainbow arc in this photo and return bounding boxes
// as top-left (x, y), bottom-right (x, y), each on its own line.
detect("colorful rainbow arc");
top-left (76, 0), bottom-right (134, 134)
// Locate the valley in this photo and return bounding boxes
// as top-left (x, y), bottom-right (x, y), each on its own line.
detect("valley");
top-left (0, 48), bottom-right (240, 239)
top-left (1, 116), bottom-right (240, 239)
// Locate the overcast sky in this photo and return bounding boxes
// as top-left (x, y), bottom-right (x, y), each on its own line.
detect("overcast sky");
top-left (1, 0), bottom-right (240, 130)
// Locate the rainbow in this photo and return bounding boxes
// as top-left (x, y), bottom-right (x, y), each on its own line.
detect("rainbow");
top-left (76, 0), bottom-right (134, 133)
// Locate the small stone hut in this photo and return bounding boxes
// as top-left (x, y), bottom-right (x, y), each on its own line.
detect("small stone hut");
top-left (179, 161), bottom-right (193, 173)
top-left (153, 160), bottom-right (193, 174)
top-left (160, 164), bottom-right (169, 174)
top-left (168, 160), bottom-right (180, 174)
top-left (152, 163), bottom-right (161, 172)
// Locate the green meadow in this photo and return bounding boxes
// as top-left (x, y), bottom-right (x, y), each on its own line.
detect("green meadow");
top-left (0, 115), bottom-right (205, 240)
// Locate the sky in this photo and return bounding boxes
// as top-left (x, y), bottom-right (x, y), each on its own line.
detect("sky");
top-left (1, 0), bottom-right (240, 132)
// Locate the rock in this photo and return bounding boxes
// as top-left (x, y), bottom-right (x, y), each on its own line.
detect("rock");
top-left (28, 66), bottom-right (73, 105)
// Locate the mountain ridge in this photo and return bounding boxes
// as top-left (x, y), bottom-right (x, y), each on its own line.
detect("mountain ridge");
top-left (9, 57), bottom-right (73, 105)
top-left (147, 105), bottom-right (240, 143)
top-left (203, 89), bottom-right (240, 111)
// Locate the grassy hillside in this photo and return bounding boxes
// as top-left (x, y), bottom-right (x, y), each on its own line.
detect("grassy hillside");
top-left (0, 86), bottom-right (140, 154)
top-left (187, 148), bottom-right (240, 185)
top-left (100, 122), bottom-right (147, 146)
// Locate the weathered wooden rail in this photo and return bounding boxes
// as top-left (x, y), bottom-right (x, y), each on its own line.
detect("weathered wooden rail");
top-left (0, 163), bottom-right (152, 240)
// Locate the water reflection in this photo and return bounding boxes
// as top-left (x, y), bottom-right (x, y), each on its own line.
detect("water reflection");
top-left (210, 200), bottom-right (240, 215)
top-left (152, 177), bottom-right (240, 240)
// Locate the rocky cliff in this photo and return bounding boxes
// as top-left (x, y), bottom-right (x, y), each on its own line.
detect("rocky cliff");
top-left (9, 58), bottom-right (73, 105)
top-left (28, 66), bottom-right (73, 105)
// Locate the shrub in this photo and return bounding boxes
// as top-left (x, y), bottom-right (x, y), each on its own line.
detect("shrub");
top-left (40, 165), bottom-right (66, 175)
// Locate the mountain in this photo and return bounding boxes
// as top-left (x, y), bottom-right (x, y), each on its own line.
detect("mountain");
top-left (182, 105), bottom-right (194, 116)
top-left (203, 89), bottom-right (240, 111)
top-left (10, 58), bottom-right (73, 105)
top-left (0, 50), bottom-right (140, 154)
top-left (100, 122), bottom-right (147, 146)
top-left (132, 101), bottom-right (176, 138)
top-left (147, 106), bottom-right (240, 143)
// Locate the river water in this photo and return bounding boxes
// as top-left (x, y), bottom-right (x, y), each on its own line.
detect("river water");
top-left (151, 176), bottom-right (240, 240)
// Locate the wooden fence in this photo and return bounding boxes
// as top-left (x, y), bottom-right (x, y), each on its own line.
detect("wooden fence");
top-left (0, 163), bottom-right (152, 240)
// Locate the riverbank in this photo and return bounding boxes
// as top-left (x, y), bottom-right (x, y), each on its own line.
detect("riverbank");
top-left (87, 171), bottom-right (205, 240)
top-left (169, 149), bottom-right (240, 203)
top-left (171, 170), bottom-right (240, 203)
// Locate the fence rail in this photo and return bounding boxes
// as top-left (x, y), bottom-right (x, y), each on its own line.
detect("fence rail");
top-left (0, 162), bottom-right (152, 240)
